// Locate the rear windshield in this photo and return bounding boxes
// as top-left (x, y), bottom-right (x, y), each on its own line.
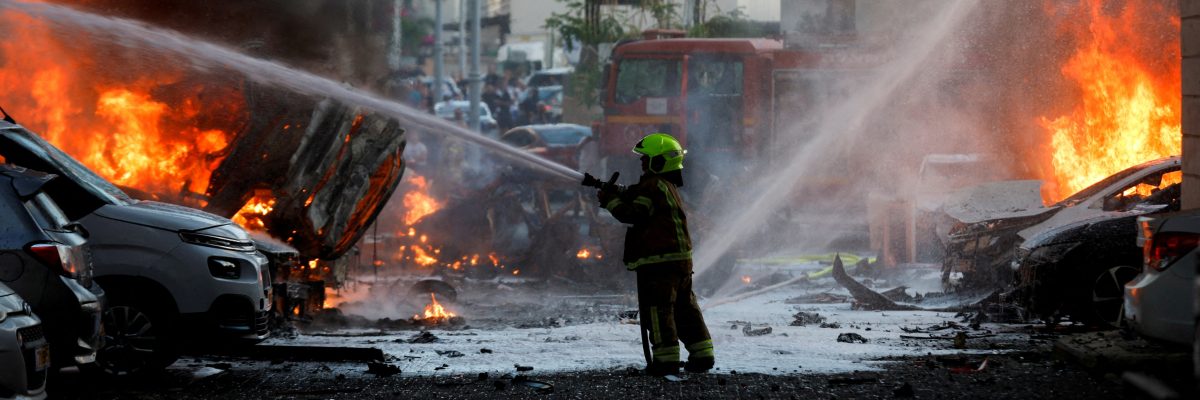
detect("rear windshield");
top-left (1, 129), bottom-right (132, 206)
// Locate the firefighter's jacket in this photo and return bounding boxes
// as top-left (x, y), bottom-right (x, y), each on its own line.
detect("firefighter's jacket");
top-left (602, 173), bottom-right (692, 270)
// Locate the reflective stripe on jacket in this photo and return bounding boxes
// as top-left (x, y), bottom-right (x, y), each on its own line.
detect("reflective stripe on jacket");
top-left (603, 174), bottom-right (692, 270)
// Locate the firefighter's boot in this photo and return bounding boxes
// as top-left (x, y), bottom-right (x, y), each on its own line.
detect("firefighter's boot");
top-left (683, 339), bottom-right (714, 373)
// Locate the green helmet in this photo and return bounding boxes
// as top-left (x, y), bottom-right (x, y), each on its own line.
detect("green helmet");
top-left (632, 133), bottom-right (686, 174)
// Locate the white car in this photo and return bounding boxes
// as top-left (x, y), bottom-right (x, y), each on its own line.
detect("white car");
top-left (1123, 210), bottom-right (1199, 344)
top-left (0, 121), bottom-right (271, 376)
top-left (0, 283), bottom-right (47, 400)
top-left (435, 100), bottom-right (498, 135)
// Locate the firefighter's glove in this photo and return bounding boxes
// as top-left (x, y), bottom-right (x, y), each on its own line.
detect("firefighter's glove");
top-left (597, 189), bottom-right (618, 209)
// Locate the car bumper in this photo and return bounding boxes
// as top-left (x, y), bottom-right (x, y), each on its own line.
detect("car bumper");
top-left (0, 315), bottom-right (48, 400)
top-left (1124, 268), bottom-right (1196, 345)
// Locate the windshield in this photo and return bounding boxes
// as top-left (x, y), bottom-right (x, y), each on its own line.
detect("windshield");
top-left (614, 58), bottom-right (681, 104)
top-left (1055, 159), bottom-right (1173, 207)
top-left (538, 127), bottom-right (589, 146)
top-left (435, 102), bottom-right (492, 118)
top-left (1, 128), bottom-right (133, 206)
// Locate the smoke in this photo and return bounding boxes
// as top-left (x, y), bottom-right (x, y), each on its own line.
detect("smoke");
top-left (692, 1), bottom-right (1005, 284)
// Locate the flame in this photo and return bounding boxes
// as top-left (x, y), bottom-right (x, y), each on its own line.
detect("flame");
top-left (0, 11), bottom-right (244, 198)
top-left (576, 248), bottom-right (591, 259)
top-left (1037, 0), bottom-right (1181, 202)
top-left (411, 245), bottom-right (439, 266)
top-left (231, 193), bottom-right (276, 231)
top-left (403, 175), bottom-right (442, 225)
top-left (414, 293), bottom-right (456, 321)
top-left (741, 275), bottom-right (752, 284)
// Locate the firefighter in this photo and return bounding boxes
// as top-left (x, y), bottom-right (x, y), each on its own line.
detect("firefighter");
top-left (597, 133), bottom-right (714, 376)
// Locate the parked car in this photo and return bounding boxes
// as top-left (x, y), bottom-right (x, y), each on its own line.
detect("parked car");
top-left (943, 156), bottom-right (1181, 290)
top-left (434, 100), bottom-right (498, 136)
top-left (1122, 210), bottom-right (1200, 344)
top-left (0, 120), bottom-right (271, 376)
top-left (0, 283), bottom-right (47, 399)
top-left (526, 67), bottom-right (572, 88)
top-left (499, 124), bottom-right (596, 171)
top-left (0, 164), bottom-right (102, 370)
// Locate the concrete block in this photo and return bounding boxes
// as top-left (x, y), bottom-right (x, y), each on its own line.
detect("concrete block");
top-left (1184, 18), bottom-right (1200, 57)
top-left (1183, 0), bottom-right (1200, 18)
top-left (1182, 96), bottom-right (1200, 131)
top-left (1184, 57), bottom-right (1200, 95)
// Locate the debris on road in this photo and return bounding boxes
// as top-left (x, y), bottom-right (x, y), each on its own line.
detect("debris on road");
top-left (789, 311), bottom-right (826, 326)
top-left (515, 364), bottom-right (534, 372)
top-left (436, 350), bottom-right (465, 358)
top-left (407, 331), bottom-right (440, 344)
top-left (366, 362), bottom-right (401, 377)
top-left (837, 333), bottom-right (869, 343)
top-left (742, 324), bottom-right (773, 336)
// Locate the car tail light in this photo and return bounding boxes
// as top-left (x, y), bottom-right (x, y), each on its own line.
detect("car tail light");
top-left (26, 242), bottom-right (80, 277)
top-left (1144, 232), bottom-right (1200, 272)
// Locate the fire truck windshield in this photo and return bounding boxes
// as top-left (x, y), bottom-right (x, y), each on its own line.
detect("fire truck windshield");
top-left (614, 58), bottom-right (681, 104)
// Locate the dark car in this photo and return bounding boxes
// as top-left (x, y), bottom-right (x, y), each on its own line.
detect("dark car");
top-left (944, 157), bottom-right (1181, 290)
top-left (0, 164), bottom-right (103, 370)
top-left (1012, 180), bottom-right (1180, 326)
top-left (499, 124), bottom-right (596, 171)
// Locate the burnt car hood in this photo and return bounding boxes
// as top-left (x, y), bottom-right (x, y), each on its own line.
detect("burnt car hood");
top-left (93, 200), bottom-right (230, 232)
top-left (943, 180), bottom-right (1057, 224)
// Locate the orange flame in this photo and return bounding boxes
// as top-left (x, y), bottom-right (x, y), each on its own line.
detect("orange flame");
top-left (1038, 0), bottom-right (1180, 202)
top-left (412, 245), bottom-right (439, 266)
top-left (741, 275), bottom-right (752, 284)
top-left (414, 293), bottom-right (456, 321)
top-left (403, 175), bottom-right (442, 225)
top-left (576, 248), bottom-right (591, 259)
top-left (0, 10), bottom-right (244, 198)
top-left (231, 193), bottom-right (276, 231)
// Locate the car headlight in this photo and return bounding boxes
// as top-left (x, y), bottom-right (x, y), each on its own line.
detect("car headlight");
top-left (180, 231), bottom-right (256, 252)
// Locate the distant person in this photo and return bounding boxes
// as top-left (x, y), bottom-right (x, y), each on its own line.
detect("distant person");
top-left (520, 86), bottom-right (541, 125)
top-left (592, 133), bottom-right (713, 377)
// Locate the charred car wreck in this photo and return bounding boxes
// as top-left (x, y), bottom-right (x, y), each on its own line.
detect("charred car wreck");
top-left (941, 157), bottom-right (1181, 323)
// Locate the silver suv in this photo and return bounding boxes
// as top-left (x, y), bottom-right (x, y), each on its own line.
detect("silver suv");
top-left (0, 121), bottom-right (271, 376)
top-left (0, 283), bottom-right (46, 400)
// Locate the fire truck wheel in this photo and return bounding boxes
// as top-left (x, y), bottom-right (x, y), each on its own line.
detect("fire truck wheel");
top-left (83, 292), bottom-right (179, 377)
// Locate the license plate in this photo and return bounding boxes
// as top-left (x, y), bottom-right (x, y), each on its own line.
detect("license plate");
top-left (34, 345), bottom-right (49, 371)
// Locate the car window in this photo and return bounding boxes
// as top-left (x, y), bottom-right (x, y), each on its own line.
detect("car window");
top-left (615, 58), bottom-right (681, 104)
top-left (1100, 169), bottom-right (1182, 211)
top-left (537, 128), bottom-right (588, 146)
top-left (1057, 160), bottom-right (1168, 207)
top-left (24, 193), bottom-right (71, 230)
top-left (688, 59), bottom-right (743, 96)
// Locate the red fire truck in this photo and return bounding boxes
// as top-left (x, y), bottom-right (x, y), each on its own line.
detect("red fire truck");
top-left (593, 35), bottom-right (875, 203)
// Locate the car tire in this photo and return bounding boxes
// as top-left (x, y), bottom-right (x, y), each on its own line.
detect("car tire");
top-left (83, 292), bottom-right (179, 377)
top-left (1075, 264), bottom-right (1139, 327)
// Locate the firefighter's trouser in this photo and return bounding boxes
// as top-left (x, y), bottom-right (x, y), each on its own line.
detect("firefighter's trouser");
top-left (636, 260), bottom-right (714, 366)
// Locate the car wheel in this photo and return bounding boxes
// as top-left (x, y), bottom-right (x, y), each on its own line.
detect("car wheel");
top-left (85, 298), bottom-right (179, 377)
top-left (1086, 265), bottom-right (1139, 327)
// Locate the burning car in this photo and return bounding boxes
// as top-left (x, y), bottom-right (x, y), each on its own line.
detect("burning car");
top-left (0, 121), bottom-right (271, 376)
top-left (943, 156), bottom-right (1181, 290)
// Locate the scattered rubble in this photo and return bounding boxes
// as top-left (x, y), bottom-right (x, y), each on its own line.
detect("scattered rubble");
top-left (366, 362), bottom-right (401, 377)
top-left (407, 331), bottom-right (439, 344)
top-left (742, 324), bottom-right (773, 336)
top-left (436, 350), bottom-right (465, 358)
top-left (515, 364), bottom-right (534, 372)
top-left (789, 311), bottom-right (827, 326)
top-left (837, 333), bottom-right (869, 344)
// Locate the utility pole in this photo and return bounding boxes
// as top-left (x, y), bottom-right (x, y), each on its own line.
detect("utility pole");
top-left (459, 0), bottom-right (467, 82)
top-left (389, 0), bottom-right (403, 73)
top-left (433, 0), bottom-right (445, 104)
top-left (468, 0), bottom-right (481, 131)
